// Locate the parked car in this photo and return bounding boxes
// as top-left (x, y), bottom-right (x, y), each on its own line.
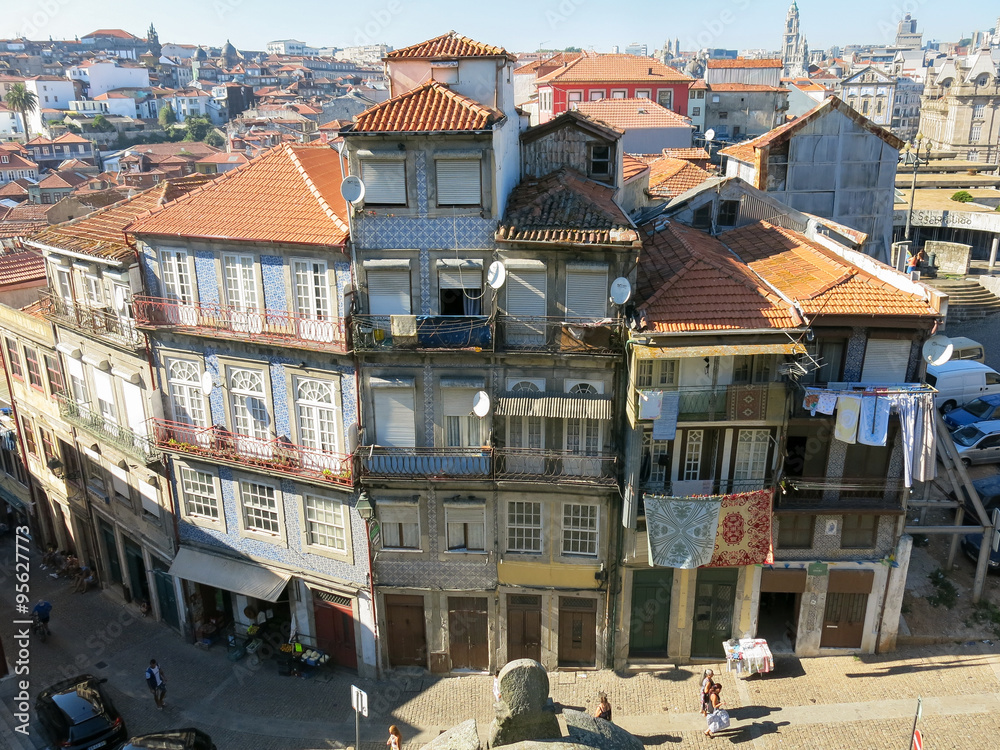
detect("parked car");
top-left (961, 532), bottom-right (1000, 573)
top-left (943, 394), bottom-right (1000, 429)
top-left (926, 360), bottom-right (1000, 413)
top-left (948, 336), bottom-right (986, 364)
top-left (952, 421), bottom-right (1000, 466)
top-left (947, 474), bottom-right (1000, 517)
top-left (122, 729), bottom-right (217, 750)
top-left (35, 674), bottom-right (127, 750)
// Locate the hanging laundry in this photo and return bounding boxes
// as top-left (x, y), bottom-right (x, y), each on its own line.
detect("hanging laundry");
top-left (816, 392), bottom-right (838, 415)
top-left (834, 395), bottom-right (861, 444)
top-left (639, 390), bottom-right (663, 420)
top-left (803, 391), bottom-right (820, 414)
top-left (644, 494), bottom-right (723, 568)
top-left (653, 391), bottom-right (680, 440)
top-left (914, 392), bottom-right (936, 482)
top-left (857, 396), bottom-right (890, 446)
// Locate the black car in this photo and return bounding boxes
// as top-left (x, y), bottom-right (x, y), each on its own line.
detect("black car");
top-left (961, 532), bottom-right (1000, 573)
top-left (122, 729), bottom-right (216, 750)
top-left (35, 674), bottom-right (127, 750)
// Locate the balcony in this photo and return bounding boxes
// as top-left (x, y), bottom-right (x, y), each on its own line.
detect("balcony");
top-left (495, 448), bottom-right (618, 486)
top-left (151, 419), bottom-right (353, 488)
top-left (496, 316), bottom-right (622, 355)
top-left (639, 478), bottom-right (775, 500)
top-left (639, 383), bottom-right (786, 423)
top-left (776, 477), bottom-right (906, 512)
top-left (352, 315), bottom-right (492, 352)
top-left (39, 288), bottom-right (144, 349)
top-left (56, 396), bottom-right (158, 463)
top-left (133, 296), bottom-right (348, 354)
top-left (359, 447), bottom-right (491, 480)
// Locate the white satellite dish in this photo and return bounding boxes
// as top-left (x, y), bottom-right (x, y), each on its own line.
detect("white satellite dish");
top-left (487, 261), bottom-right (507, 290)
top-left (472, 390), bottom-right (491, 418)
top-left (704, 128), bottom-right (716, 142)
top-left (609, 277), bottom-right (632, 305)
top-left (922, 334), bottom-right (954, 366)
top-left (200, 371), bottom-right (214, 397)
top-left (340, 175), bottom-right (366, 205)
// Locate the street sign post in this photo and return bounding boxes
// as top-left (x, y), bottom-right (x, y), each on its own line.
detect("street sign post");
top-left (907, 697), bottom-right (922, 750)
top-left (912, 728), bottom-right (922, 750)
top-left (352, 685), bottom-right (368, 750)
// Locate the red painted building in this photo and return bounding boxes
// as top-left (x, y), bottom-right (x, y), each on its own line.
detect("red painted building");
top-left (535, 54), bottom-right (693, 123)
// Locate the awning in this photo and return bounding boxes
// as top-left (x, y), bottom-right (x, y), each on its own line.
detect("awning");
top-left (633, 342), bottom-right (806, 359)
top-left (0, 484), bottom-right (29, 512)
top-left (496, 392), bottom-right (613, 420)
top-left (167, 547), bottom-right (290, 602)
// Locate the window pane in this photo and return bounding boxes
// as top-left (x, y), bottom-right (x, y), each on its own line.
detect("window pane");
top-left (305, 494), bottom-right (346, 550)
top-left (181, 467), bottom-right (218, 519)
top-left (507, 501), bottom-right (541, 552)
top-left (241, 481), bottom-right (279, 534)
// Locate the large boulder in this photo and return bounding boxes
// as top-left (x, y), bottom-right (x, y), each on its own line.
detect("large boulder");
top-left (489, 660), bottom-right (561, 747)
top-left (423, 719), bottom-right (480, 750)
top-left (563, 710), bottom-right (643, 750)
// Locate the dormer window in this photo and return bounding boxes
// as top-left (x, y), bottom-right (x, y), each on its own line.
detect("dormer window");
top-left (0, 156), bottom-right (8, 164)
top-left (589, 145), bottom-right (612, 180)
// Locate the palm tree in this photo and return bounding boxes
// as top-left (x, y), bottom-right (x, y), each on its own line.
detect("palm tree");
top-left (4, 83), bottom-right (38, 139)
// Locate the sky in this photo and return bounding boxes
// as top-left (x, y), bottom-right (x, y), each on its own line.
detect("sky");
top-left (4, 0), bottom-right (997, 56)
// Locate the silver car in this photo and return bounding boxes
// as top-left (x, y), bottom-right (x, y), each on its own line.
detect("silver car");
top-left (953, 420), bottom-right (1000, 466)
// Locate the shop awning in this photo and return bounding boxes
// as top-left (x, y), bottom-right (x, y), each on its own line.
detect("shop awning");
top-left (0, 484), bottom-right (29, 512)
top-left (632, 342), bottom-right (806, 359)
top-left (496, 392), bottom-right (613, 420)
top-left (167, 547), bottom-right (290, 602)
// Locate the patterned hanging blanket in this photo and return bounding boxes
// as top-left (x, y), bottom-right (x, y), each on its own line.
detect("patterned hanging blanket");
top-left (645, 495), bottom-right (723, 569)
top-left (707, 489), bottom-right (774, 567)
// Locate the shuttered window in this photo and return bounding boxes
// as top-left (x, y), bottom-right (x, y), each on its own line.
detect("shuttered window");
top-left (860, 339), bottom-right (911, 383)
top-left (367, 269), bottom-right (411, 315)
top-left (373, 385), bottom-right (416, 447)
top-left (505, 270), bottom-right (546, 316)
top-left (93, 369), bottom-right (117, 424)
top-left (442, 387), bottom-right (483, 447)
top-left (565, 266), bottom-right (608, 320)
top-left (362, 160), bottom-right (406, 205)
top-left (436, 159), bottom-right (481, 206)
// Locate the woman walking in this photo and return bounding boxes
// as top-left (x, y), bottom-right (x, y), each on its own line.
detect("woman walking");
top-left (699, 669), bottom-right (715, 715)
top-left (593, 692), bottom-right (612, 722)
top-left (387, 725), bottom-right (403, 750)
top-left (704, 684), bottom-right (730, 738)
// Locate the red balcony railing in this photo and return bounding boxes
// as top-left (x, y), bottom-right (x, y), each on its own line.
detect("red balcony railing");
top-left (151, 418), bottom-right (353, 487)
top-left (133, 296), bottom-right (348, 353)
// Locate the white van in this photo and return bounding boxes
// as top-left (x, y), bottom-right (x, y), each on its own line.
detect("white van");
top-left (948, 337), bottom-right (986, 364)
top-left (926, 360), bottom-right (1000, 413)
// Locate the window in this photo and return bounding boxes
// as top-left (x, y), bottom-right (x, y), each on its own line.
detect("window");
top-left (160, 249), bottom-right (195, 304)
top-left (443, 387), bottom-right (485, 447)
top-left (683, 429), bottom-right (703, 480)
top-left (636, 360), bottom-right (654, 388)
top-left (841, 514), bottom-right (877, 548)
top-left (968, 150), bottom-right (981, 162)
top-left (589, 144), bottom-right (612, 179)
top-left (657, 89), bottom-right (673, 109)
top-left (229, 368), bottom-right (269, 443)
top-left (4, 337), bottom-right (23, 381)
top-left (732, 354), bottom-right (774, 384)
top-left (366, 268), bottom-right (411, 315)
top-left (718, 111), bottom-right (728, 120)
top-left (304, 493), bottom-right (347, 551)
top-left (507, 500), bottom-right (541, 553)
top-left (223, 254), bottom-right (259, 311)
top-left (568, 90), bottom-right (583, 104)
top-left (692, 204), bottom-right (712, 229)
top-left (695, 90), bottom-right (705, 100)
top-left (66, 357), bottom-right (87, 405)
top-left (292, 259), bottom-right (332, 326)
top-left (24, 348), bottom-right (43, 391)
top-left (446, 505), bottom-right (485, 551)
top-left (970, 125), bottom-right (982, 143)
top-left (711, 94), bottom-right (720, 104)
top-left (562, 503), bottom-right (598, 556)
top-left (733, 126), bottom-right (741, 137)
top-left (380, 504), bottom-right (420, 549)
top-left (861, 338), bottom-right (910, 383)
top-left (589, 89), bottom-right (605, 101)
top-left (733, 429), bottom-right (770, 487)
top-left (21, 416), bottom-right (37, 458)
top-left (37, 426), bottom-right (56, 468)
top-left (718, 199), bottom-right (740, 227)
top-left (438, 262), bottom-right (482, 315)
top-left (240, 480), bottom-right (280, 535)
top-left (84, 275), bottom-right (103, 307)
top-left (641, 428), bottom-right (671, 488)
top-left (802, 339), bottom-right (845, 384)
top-left (92, 369), bottom-right (117, 427)
top-left (372, 382), bottom-right (416, 446)
top-left (611, 89), bottom-right (627, 98)
top-left (692, 106), bottom-right (701, 116)
top-left (565, 265), bottom-right (608, 320)
top-left (636, 89), bottom-right (651, 99)
top-left (42, 355), bottom-right (64, 396)
top-left (361, 160), bottom-right (406, 205)
top-left (504, 266), bottom-right (546, 344)
top-left (436, 159), bottom-right (481, 206)
top-left (167, 360), bottom-right (206, 426)
top-left (972, 103), bottom-right (986, 119)
top-left (636, 359), bottom-right (677, 388)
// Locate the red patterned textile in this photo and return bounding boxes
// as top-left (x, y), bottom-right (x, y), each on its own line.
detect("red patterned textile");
top-left (707, 489), bottom-right (773, 567)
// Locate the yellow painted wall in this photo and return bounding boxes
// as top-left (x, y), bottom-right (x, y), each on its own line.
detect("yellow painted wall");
top-left (498, 560), bottom-right (601, 589)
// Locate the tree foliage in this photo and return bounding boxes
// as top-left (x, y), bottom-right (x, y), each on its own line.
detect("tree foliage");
top-left (4, 83), bottom-right (38, 135)
top-left (158, 103), bottom-right (176, 127)
top-left (90, 114), bottom-right (115, 132)
top-left (181, 115), bottom-right (212, 142)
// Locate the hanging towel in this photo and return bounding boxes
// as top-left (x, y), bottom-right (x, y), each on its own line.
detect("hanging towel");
top-left (834, 395), bottom-right (862, 444)
top-left (639, 390), bottom-right (664, 420)
top-left (888, 393), bottom-right (917, 487)
top-left (913, 392), bottom-right (937, 483)
top-left (653, 391), bottom-right (680, 440)
top-left (644, 494), bottom-right (723, 568)
top-left (857, 396), bottom-right (891, 446)
top-left (803, 390), bottom-right (820, 414)
top-left (816, 392), bottom-right (838, 415)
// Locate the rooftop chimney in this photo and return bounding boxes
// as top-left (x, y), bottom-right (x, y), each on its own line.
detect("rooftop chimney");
top-left (648, 67), bottom-right (653, 75)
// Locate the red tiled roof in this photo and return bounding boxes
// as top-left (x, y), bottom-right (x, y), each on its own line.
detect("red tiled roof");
top-left (575, 98), bottom-right (692, 130)
top-left (351, 81), bottom-right (503, 133)
top-left (535, 55), bottom-right (692, 85)
top-left (386, 31), bottom-right (515, 62)
top-left (706, 58), bottom-right (783, 69)
top-left (37, 171), bottom-right (88, 190)
top-left (622, 154), bottom-right (649, 181)
top-left (127, 144), bottom-right (350, 247)
top-left (647, 157), bottom-right (712, 199)
top-left (3, 203), bottom-right (49, 221)
top-left (0, 179), bottom-right (31, 199)
top-left (0, 152), bottom-right (38, 171)
top-left (639, 221), bottom-right (797, 332)
top-left (722, 222), bottom-right (935, 318)
top-left (515, 52), bottom-right (584, 74)
top-left (196, 152), bottom-right (249, 165)
top-left (708, 83), bottom-right (786, 92)
top-left (0, 249), bottom-right (44, 286)
top-left (497, 167), bottom-right (639, 246)
top-left (83, 29), bottom-right (140, 40)
top-left (662, 147), bottom-right (711, 161)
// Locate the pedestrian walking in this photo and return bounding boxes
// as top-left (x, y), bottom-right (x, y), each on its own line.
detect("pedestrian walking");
top-left (704, 683), bottom-right (730, 738)
top-left (145, 659), bottom-right (166, 709)
top-left (593, 692), bottom-right (612, 722)
top-left (699, 669), bottom-right (715, 715)
top-left (387, 725), bottom-right (403, 750)
top-left (492, 669), bottom-right (502, 702)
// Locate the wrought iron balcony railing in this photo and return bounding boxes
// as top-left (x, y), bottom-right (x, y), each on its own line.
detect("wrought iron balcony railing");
top-left (56, 396), bottom-right (158, 463)
top-left (494, 448), bottom-right (618, 486)
top-left (39, 288), bottom-right (144, 349)
top-left (133, 296), bottom-right (348, 353)
top-left (151, 419), bottom-right (353, 487)
top-left (496, 315), bottom-right (622, 355)
top-left (637, 383), bottom-right (786, 423)
top-left (775, 476), bottom-right (906, 511)
top-left (352, 314), bottom-right (493, 352)
top-left (359, 446), bottom-right (492, 479)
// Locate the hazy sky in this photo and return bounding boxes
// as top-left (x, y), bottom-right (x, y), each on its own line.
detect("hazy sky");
top-left (5, 0), bottom-right (996, 55)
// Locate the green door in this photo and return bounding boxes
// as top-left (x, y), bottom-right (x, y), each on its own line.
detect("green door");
top-left (691, 568), bottom-right (738, 658)
top-left (99, 522), bottom-right (123, 586)
top-left (629, 569), bottom-right (673, 657)
top-left (123, 538), bottom-right (150, 604)
top-left (152, 558), bottom-right (180, 630)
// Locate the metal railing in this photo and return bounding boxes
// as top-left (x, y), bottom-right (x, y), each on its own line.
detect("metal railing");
top-left (776, 476), bottom-right (906, 511)
top-left (495, 448), bottom-right (618, 486)
top-left (359, 446), bottom-right (492, 479)
top-left (352, 314), bottom-right (492, 352)
top-left (151, 418), bottom-right (353, 487)
top-left (640, 477), bottom-right (775, 499)
top-left (56, 396), bottom-right (158, 463)
top-left (496, 315), bottom-right (622, 355)
top-left (133, 296), bottom-right (348, 353)
top-left (638, 383), bottom-right (782, 423)
top-left (39, 288), bottom-right (144, 349)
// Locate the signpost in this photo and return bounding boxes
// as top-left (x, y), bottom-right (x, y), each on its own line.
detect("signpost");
top-left (352, 684), bottom-right (368, 750)
top-left (912, 729), bottom-right (922, 750)
top-left (907, 697), bottom-right (922, 750)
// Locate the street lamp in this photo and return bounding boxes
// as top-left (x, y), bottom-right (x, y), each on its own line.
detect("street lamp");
top-left (900, 134), bottom-right (934, 242)
top-left (356, 491), bottom-right (374, 521)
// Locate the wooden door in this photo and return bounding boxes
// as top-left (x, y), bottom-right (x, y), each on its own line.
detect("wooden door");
top-left (99, 522), bottom-right (123, 587)
top-left (313, 595), bottom-right (358, 670)
top-left (123, 538), bottom-right (150, 604)
top-left (507, 594), bottom-right (542, 662)
top-left (821, 592), bottom-right (868, 648)
top-left (629, 569), bottom-right (672, 657)
top-left (385, 595), bottom-right (426, 668)
top-left (558, 597), bottom-right (597, 667)
top-left (448, 597), bottom-right (489, 671)
top-left (691, 568), bottom-right (738, 658)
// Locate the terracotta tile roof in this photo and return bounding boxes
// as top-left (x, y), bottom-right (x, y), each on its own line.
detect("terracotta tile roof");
top-left (496, 167), bottom-right (639, 246)
top-left (662, 147), bottom-right (711, 161)
top-left (575, 98), bottom-right (692, 130)
top-left (4, 203), bottom-right (49, 221)
top-left (0, 152), bottom-right (38, 171)
top-left (707, 58), bottom-right (783, 69)
top-left (83, 29), bottom-right (140, 39)
top-left (622, 154), bottom-right (650, 181)
top-left (0, 179), bottom-right (31, 199)
top-left (124, 142), bottom-right (220, 158)
top-left (53, 132), bottom-right (92, 144)
top-left (127, 144), bottom-right (350, 247)
top-left (0, 220), bottom-right (48, 240)
top-left (721, 222), bottom-right (935, 318)
top-left (515, 52), bottom-right (583, 74)
top-left (638, 221), bottom-right (797, 332)
top-left (351, 81), bottom-right (503, 133)
top-left (37, 171), bottom-right (88, 190)
top-left (0, 248), bottom-right (44, 286)
top-left (386, 31), bottom-right (515, 62)
top-left (708, 83), bottom-right (786, 92)
top-left (196, 152), bottom-right (249, 165)
top-left (647, 157), bottom-right (712, 199)
top-left (535, 55), bottom-right (692, 85)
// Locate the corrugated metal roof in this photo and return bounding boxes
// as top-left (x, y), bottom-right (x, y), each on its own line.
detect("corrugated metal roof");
top-left (496, 392), bottom-right (613, 419)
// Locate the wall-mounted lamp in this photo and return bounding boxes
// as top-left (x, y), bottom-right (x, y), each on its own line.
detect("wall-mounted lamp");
top-left (356, 491), bottom-right (375, 521)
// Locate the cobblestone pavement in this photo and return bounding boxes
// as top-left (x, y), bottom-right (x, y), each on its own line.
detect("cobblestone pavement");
top-left (1, 535), bottom-right (1000, 749)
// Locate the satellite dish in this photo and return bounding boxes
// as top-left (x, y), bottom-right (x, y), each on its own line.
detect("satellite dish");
top-left (922, 334), bottom-right (954, 366)
top-left (487, 261), bottom-right (507, 290)
top-left (472, 390), bottom-right (491, 418)
top-left (200, 371), bottom-right (214, 397)
top-left (704, 128), bottom-right (716, 142)
top-left (340, 175), bottom-right (365, 205)
top-left (609, 277), bottom-right (632, 305)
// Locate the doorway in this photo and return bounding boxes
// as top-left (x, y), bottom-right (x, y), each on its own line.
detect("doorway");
top-left (385, 594), bottom-right (427, 668)
top-left (99, 521), bottom-right (123, 588)
top-left (821, 570), bottom-right (873, 649)
top-left (448, 597), bottom-right (489, 671)
top-left (557, 597), bottom-right (597, 667)
top-left (151, 557), bottom-right (180, 630)
top-left (757, 592), bottom-right (799, 652)
top-left (691, 568), bottom-right (738, 658)
top-left (122, 537), bottom-right (150, 605)
top-left (313, 592), bottom-right (358, 670)
top-left (629, 569), bottom-right (672, 658)
top-left (507, 594), bottom-right (541, 662)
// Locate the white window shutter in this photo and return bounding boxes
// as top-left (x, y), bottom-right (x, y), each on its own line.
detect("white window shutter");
top-left (121, 380), bottom-right (148, 438)
top-left (442, 388), bottom-right (476, 417)
top-left (565, 267), bottom-right (608, 319)
top-left (436, 160), bottom-right (481, 205)
top-left (373, 387), bottom-right (416, 447)
top-left (367, 269), bottom-right (411, 315)
top-left (93, 369), bottom-right (115, 404)
top-left (438, 265), bottom-right (482, 290)
top-left (505, 270), bottom-right (546, 316)
top-left (861, 339), bottom-right (911, 383)
top-left (362, 161), bottom-right (406, 204)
